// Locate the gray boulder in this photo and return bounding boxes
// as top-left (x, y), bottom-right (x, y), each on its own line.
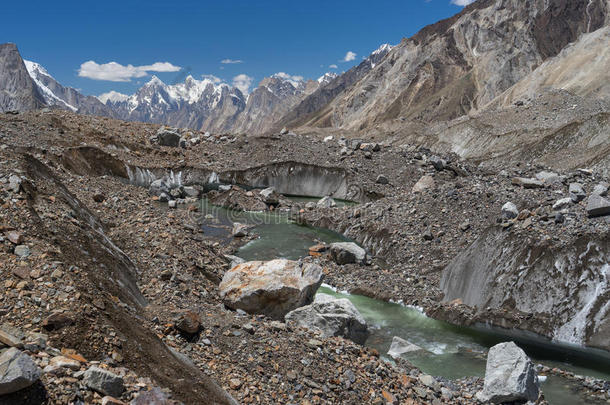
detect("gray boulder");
top-left (511, 177), bottom-right (544, 189)
top-left (412, 175), bottom-right (435, 193)
top-left (376, 175), bottom-right (389, 185)
top-left (387, 336), bottom-right (426, 359)
top-left (8, 175), bottom-right (22, 193)
top-left (155, 128), bottom-right (181, 147)
top-left (586, 195), bottom-right (610, 217)
top-left (14, 245), bottom-right (30, 258)
top-left (476, 342), bottom-right (539, 404)
top-left (535, 171), bottom-right (562, 184)
top-left (593, 182), bottom-right (609, 197)
top-left (182, 186), bottom-right (200, 198)
top-left (329, 242), bottom-right (367, 265)
top-left (569, 183), bottom-right (586, 202)
top-left (149, 179), bottom-right (169, 196)
top-left (501, 202), bottom-right (519, 219)
top-left (285, 293), bottom-right (369, 344)
top-left (429, 156), bottom-right (447, 171)
top-left (232, 223), bottom-right (250, 237)
top-left (259, 187), bottom-right (279, 205)
top-left (219, 259), bottom-right (324, 320)
top-left (0, 348), bottom-right (41, 395)
top-left (83, 366), bottom-right (125, 397)
top-left (317, 196), bottom-right (336, 208)
top-left (552, 197), bottom-right (572, 211)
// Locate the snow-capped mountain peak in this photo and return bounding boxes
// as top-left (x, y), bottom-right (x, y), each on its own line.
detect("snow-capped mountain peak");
top-left (144, 75), bottom-right (166, 87)
top-left (271, 72), bottom-right (304, 89)
top-left (24, 60), bottom-right (78, 111)
top-left (166, 75), bottom-right (225, 105)
top-left (97, 90), bottom-right (129, 104)
top-left (317, 72), bottom-right (338, 85)
top-left (372, 43), bottom-right (393, 56)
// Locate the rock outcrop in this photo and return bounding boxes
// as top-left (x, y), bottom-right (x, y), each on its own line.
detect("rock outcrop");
top-left (0, 43), bottom-right (45, 112)
top-left (285, 293), bottom-right (369, 344)
top-left (476, 342), bottom-right (539, 403)
top-left (219, 259), bottom-right (324, 319)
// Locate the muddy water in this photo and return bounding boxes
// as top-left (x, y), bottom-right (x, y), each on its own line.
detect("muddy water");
top-left (194, 196), bottom-right (609, 405)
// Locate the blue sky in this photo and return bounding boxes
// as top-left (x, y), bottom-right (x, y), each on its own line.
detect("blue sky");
top-left (2, 0), bottom-right (473, 97)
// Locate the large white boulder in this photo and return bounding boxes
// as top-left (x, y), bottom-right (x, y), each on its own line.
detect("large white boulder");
top-left (219, 259), bottom-right (324, 320)
top-left (476, 341), bottom-right (539, 404)
top-left (285, 293), bottom-right (369, 344)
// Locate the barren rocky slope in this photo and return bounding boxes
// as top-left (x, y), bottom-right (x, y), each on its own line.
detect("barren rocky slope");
top-left (285, 0), bottom-right (608, 131)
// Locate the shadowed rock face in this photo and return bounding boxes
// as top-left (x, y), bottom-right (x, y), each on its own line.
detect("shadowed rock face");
top-left (441, 226), bottom-right (610, 351)
top-left (221, 162), bottom-right (354, 201)
top-left (0, 43), bottom-right (45, 112)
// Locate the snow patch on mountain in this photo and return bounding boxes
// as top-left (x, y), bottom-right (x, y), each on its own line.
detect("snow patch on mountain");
top-left (98, 90), bottom-right (129, 104)
top-left (24, 60), bottom-right (77, 111)
top-left (317, 72), bottom-right (338, 84)
top-left (271, 72), bottom-right (304, 88)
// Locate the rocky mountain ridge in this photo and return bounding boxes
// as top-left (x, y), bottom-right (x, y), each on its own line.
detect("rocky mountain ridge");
top-left (24, 60), bottom-right (116, 117)
top-left (283, 0), bottom-right (609, 131)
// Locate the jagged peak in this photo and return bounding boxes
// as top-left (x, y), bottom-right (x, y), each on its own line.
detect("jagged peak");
top-left (145, 75), bottom-right (165, 87)
top-left (24, 60), bottom-right (51, 78)
top-left (270, 72), bottom-right (304, 88)
top-left (97, 90), bottom-right (129, 104)
top-left (317, 72), bottom-right (338, 84)
top-left (371, 43), bottom-right (393, 55)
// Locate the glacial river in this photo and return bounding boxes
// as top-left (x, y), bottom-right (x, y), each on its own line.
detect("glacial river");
top-left (195, 197), bottom-right (610, 405)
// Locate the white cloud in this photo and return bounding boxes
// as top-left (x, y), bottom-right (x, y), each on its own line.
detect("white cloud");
top-left (451, 0), bottom-right (475, 5)
top-left (202, 74), bottom-right (223, 84)
top-left (342, 51), bottom-right (357, 62)
top-left (78, 60), bottom-right (181, 82)
top-left (232, 74), bottom-right (253, 95)
top-left (97, 90), bottom-right (129, 104)
top-left (329, 64), bottom-right (338, 69)
top-left (221, 59), bottom-right (244, 64)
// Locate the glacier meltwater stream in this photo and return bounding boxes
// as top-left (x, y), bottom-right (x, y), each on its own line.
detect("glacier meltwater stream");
top-left (194, 197), bottom-right (610, 405)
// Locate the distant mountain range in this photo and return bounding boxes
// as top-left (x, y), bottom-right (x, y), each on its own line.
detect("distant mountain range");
top-left (1, 0), bottom-right (608, 137)
top-left (98, 70), bottom-right (340, 134)
top-left (0, 40), bottom-right (388, 134)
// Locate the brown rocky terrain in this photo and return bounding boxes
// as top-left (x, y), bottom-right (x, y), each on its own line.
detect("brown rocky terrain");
top-left (1, 108), bottom-right (608, 403)
top-left (0, 110), bottom-right (497, 404)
